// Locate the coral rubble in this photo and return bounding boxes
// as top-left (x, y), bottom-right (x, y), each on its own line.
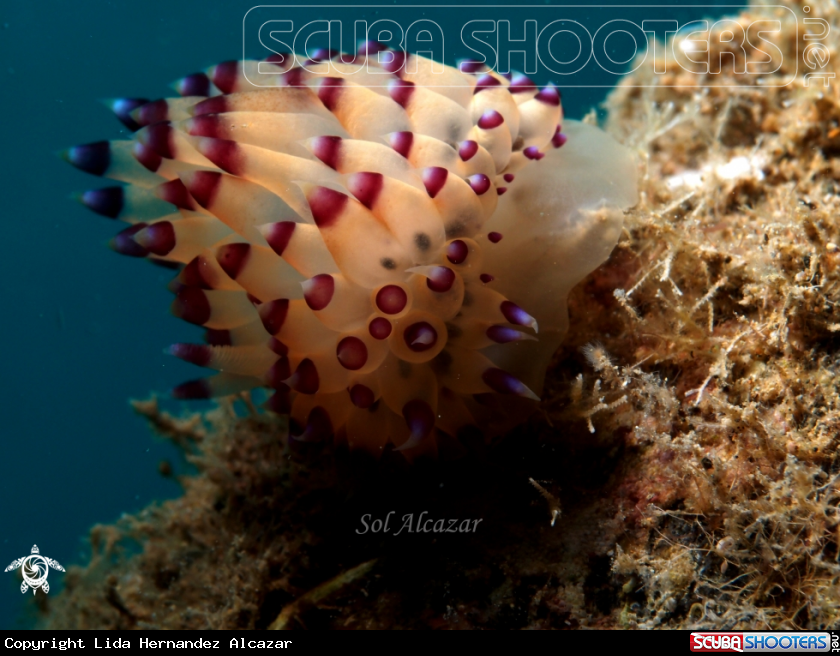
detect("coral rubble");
top-left (44, 0), bottom-right (840, 629)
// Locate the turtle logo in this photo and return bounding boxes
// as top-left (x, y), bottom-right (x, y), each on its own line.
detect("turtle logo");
top-left (4, 545), bottom-right (65, 594)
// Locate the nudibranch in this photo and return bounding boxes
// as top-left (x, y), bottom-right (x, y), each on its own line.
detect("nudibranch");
top-left (63, 47), bottom-right (637, 459)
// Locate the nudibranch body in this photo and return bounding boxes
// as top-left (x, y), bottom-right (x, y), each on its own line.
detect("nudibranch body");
top-left (64, 48), bottom-right (637, 459)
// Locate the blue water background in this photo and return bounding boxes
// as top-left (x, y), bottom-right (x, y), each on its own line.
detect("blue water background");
top-left (0, 0), bottom-right (731, 628)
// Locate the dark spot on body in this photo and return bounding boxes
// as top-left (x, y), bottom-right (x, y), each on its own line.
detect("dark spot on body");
top-left (445, 222), bottom-right (466, 238)
top-left (461, 291), bottom-right (473, 307)
top-left (430, 350), bottom-right (453, 375)
top-left (414, 232), bottom-right (431, 251)
top-left (512, 135), bottom-right (525, 151)
top-left (398, 359), bottom-right (412, 378)
top-left (446, 323), bottom-right (462, 339)
top-left (381, 257), bottom-right (397, 270)
top-left (447, 123), bottom-right (462, 143)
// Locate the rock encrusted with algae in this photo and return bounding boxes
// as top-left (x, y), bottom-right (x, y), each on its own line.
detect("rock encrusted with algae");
top-left (43, 0), bottom-right (840, 629)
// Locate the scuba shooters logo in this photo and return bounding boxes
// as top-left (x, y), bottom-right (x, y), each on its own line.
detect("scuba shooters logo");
top-left (4, 545), bottom-right (64, 594)
top-left (692, 634), bottom-right (745, 652)
top-left (690, 632), bottom-right (833, 652)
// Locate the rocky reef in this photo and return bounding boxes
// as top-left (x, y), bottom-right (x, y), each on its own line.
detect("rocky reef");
top-left (43, 0), bottom-right (840, 629)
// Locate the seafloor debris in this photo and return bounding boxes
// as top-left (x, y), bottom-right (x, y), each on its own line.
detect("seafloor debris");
top-left (43, 0), bottom-right (840, 629)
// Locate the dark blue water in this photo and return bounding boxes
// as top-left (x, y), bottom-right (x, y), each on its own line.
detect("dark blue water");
top-left (0, 0), bottom-right (731, 628)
